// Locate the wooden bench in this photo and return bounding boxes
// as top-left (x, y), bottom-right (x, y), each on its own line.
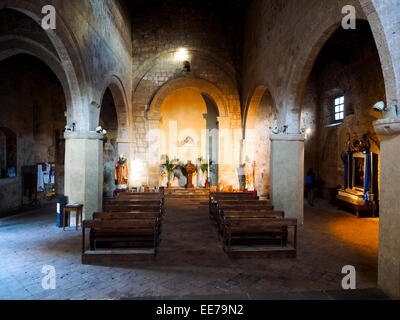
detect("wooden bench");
top-left (209, 192), bottom-right (259, 219)
top-left (223, 218), bottom-right (298, 258)
top-left (217, 209), bottom-right (283, 236)
top-left (215, 202), bottom-right (274, 230)
top-left (82, 219), bottom-right (160, 264)
top-left (93, 212), bottom-right (159, 220)
top-left (103, 204), bottom-right (163, 214)
top-left (104, 199), bottom-right (163, 207)
top-left (117, 192), bottom-right (164, 199)
top-left (93, 211), bottom-right (163, 235)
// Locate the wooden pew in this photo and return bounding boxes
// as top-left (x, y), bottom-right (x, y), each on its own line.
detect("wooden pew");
top-left (216, 209), bottom-right (281, 236)
top-left (104, 199), bottom-right (163, 206)
top-left (223, 218), bottom-right (298, 258)
top-left (93, 212), bottom-right (159, 220)
top-left (215, 202), bottom-right (274, 230)
top-left (105, 193), bottom-right (165, 215)
top-left (103, 204), bottom-right (163, 214)
top-left (209, 192), bottom-right (259, 220)
top-left (82, 219), bottom-right (160, 263)
top-left (117, 192), bottom-right (164, 199)
top-left (93, 211), bottom-right (162, 234)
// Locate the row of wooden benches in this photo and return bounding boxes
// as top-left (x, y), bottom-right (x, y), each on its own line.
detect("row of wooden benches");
top-left (82, 192), bottom-right (165, 263)
top-left (209, 192), bottom-right (298, 258)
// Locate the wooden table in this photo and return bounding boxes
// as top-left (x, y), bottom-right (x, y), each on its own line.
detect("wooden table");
top-left (63, 204), bottom-right (84, 231)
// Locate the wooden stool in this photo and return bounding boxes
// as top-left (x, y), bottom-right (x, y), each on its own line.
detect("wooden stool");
top-left (63, 204), bottom-right (83, 231)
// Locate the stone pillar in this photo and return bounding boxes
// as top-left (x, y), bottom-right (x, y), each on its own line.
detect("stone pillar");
top-left (374, 119), bottom-right (400, 299)
top-left (270, 134), bottom-right (305, 223)
top-left (64, 132), bottom-right (103, 220)
top-left (146, 118), bottom-right (161, 187)
top-left (217, 116), bottom-right (237, 188)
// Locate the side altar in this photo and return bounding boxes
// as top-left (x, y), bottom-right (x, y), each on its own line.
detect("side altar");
top-left (336, 133), bottom-right (379, 218)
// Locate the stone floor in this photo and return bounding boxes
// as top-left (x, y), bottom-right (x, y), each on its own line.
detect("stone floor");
top-left (0, 198), bottom-right (381, 300)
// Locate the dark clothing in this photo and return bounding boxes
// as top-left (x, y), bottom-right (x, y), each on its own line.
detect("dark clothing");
top-left (306, 171), bottom-right (316, 206)
top-left (306, 172), bottom-right (316, 188)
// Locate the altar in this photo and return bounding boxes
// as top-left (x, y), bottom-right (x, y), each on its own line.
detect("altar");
top-left (336, 133), bottom-right (379, 218)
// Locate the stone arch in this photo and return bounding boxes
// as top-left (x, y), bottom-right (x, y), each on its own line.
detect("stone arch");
top-left (98, 75), bottom-right (130, 141)
top-left (243, 85), bottom-right (268, 137)
top-left (133, 47), bottom-right (238, 93)
top-left (0, 36), bottom-right (73, 119)
top-left (289, 0), bottom-right (399, 132)
top-left (146, 76), bottom-right (229, 120)
top-left (243, 85), bottom-right (277, 198)
top-left (0, 2), bottom-right (86, 129)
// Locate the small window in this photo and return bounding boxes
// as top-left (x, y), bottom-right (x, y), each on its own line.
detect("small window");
top-left (334, 96), bottom-right (345, 122)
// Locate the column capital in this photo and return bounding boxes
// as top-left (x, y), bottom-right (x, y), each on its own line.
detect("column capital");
top-left (373, 118), bottom-right (400, 136)
top-left (64, 131), bottom-right (104, 140)
top-left (270, 133), bottom-right (305, 142)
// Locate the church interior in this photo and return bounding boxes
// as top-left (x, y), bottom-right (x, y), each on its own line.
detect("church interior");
top-left (0, 0), bottom-right (399, 301)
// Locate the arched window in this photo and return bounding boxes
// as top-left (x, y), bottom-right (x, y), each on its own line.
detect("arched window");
top-left (0, 127), bottom-right (17, 178)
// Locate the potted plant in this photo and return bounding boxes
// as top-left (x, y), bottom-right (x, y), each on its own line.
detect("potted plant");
top-left (198, 157), bottom-right (210, 189)
top-left (160, 155), bottom-right (179, 188)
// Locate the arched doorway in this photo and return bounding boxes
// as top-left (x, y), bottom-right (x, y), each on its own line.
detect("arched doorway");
top-left (98, 79), bottom-right (129, 198)
top-left (243, 86), bottom-right (277, 199)
top-left (145, 76), bottom-right (229, 188)
top-left (100, 88), bottom-right (119, 198)
top-left (301, 20), bottom-right (384, 213)
top-left (157, 87), bottom-right (220, 188)
top-left (0, 53), bottom-right (66, 213)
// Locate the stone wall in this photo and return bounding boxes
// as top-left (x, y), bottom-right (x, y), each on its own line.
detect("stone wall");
top-left (129, 1), bottom-right (243, 188)
top-left (242, 0), bottom-right (367, 131)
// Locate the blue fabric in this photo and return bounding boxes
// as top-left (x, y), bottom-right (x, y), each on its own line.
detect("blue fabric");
top-left (306, 175), bottom-right (313, 185)
top-left (363, 152), bottom-right (372, 203)
top-left (344, 151), bottom-right (353, 189)
top-left (344, 153), bottom-right (348, 189)
top-left (349, 152), bottom-right (353, 189)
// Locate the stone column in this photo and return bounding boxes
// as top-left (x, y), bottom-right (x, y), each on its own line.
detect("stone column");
top-left (270, 134), bottom-right (305, 223)
top-left (146, 118), bottom-right (162, 187)
top-left (217, 116), bottom-right (236, 187)
top-left (374, 118), bottom-right (400, 299)
top-left (64, 132), bottom-right (104, 220)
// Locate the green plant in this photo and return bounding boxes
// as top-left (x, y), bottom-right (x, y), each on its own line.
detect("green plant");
top-left (160, 155), bottom-right (180, 184)
top-left (197, 157), bottom-right (209, 182)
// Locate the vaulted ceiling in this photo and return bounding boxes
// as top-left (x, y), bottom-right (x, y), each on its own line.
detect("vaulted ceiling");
top-left (318, 20), bottom-right (375, 64)
top-left (122, 0), bottom-right (252, 16)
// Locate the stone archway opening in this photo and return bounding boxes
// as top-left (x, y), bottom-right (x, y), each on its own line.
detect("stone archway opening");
top-left (154, 87), bottom-right (221, 188)
top-left (100, 88), bottom-right (120, 198)
top-left (243, 86), bottom-right (277, 199)
top-left (297, 19), bottom-right (384, 288)
top-left (0, 53), bottom-right (67, 214)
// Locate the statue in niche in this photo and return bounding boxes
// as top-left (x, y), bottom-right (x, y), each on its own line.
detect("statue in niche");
top-left (114, 154), bottom-right (129, 189)
top-left (184, 161), bottom-right (197, 189)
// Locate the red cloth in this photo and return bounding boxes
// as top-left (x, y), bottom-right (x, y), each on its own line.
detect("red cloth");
top-left (246, 190), bottom-right (258, 198)
top-left (113, 189), bottom-right (127, 198)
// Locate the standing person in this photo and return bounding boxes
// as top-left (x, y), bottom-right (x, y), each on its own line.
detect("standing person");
top-left (306, 169), bottom-right (316, 206)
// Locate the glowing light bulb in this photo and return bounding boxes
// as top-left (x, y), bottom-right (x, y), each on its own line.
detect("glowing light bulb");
top-left (175, 48), bottom-right (189, 61)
